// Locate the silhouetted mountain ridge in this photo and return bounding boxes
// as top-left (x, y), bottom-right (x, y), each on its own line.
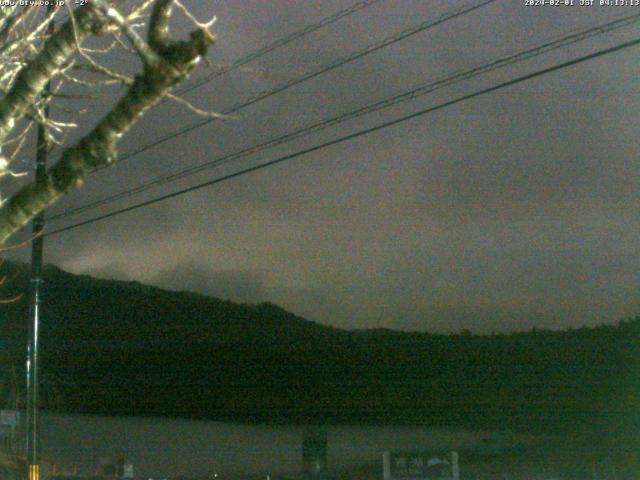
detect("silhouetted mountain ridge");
top-left (0, 261), bottom-right (638, 437)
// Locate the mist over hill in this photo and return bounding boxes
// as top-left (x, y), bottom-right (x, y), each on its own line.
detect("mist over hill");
top-left (0, 262), bottom-right (637, 441)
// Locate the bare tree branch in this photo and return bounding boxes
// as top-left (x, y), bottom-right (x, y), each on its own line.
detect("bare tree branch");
top-left (0, 6), bottom-right (107, 145)
top-left (93, 0), bottom-right (163, 67)
top-left (0, 1), bottom-right (216, 243)
top-left (148, 0), bottom-right (173, 52)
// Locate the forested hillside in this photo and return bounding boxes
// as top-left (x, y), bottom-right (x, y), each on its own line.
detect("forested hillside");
top-left (0, 263), bottom-right (637, 442)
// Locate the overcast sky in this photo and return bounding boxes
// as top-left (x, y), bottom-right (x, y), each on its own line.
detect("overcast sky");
top-left (7, 0), bottom-right (639, 333)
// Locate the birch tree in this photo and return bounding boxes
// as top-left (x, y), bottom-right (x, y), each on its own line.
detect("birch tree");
top-left (0, 0), bottom-right (216, 244)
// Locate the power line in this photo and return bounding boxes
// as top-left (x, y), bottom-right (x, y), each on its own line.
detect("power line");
top-left (175, 0), bottom-right (386, 96)
top-left (62, 0), bottom-right (384, 85)
top-left (56, 0), bottom-right (385, 118)
top-left (111, 0), bottom-right (387, 132)
top-left (44, 35), bottom-right (640, 237)
top-left (90, 0), bottom-right (499, 175)
top-left (48, 11), bottom-right (640, 222)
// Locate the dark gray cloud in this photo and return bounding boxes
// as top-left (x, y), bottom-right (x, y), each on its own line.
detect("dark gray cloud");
top-left (153, 263), bottom-right (266, 303)
top-left (12, 0), bottom-right (637, 333)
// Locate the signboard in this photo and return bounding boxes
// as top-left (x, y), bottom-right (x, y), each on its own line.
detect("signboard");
top-left (0, 410), bottom-right (19, 427)
top-left (122, 464), bottom-right (134, 479)
top-left (383, 451), bottom-right (459, 480)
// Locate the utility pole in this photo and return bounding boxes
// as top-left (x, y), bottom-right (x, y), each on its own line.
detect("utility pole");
top-left (25, 94), bottom-right (47, 480)
top-left (25, 7), bottom-right (54, 480)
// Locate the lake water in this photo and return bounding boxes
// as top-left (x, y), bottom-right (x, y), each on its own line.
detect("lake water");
top-left (36, 412), bottom-right (508, 478)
